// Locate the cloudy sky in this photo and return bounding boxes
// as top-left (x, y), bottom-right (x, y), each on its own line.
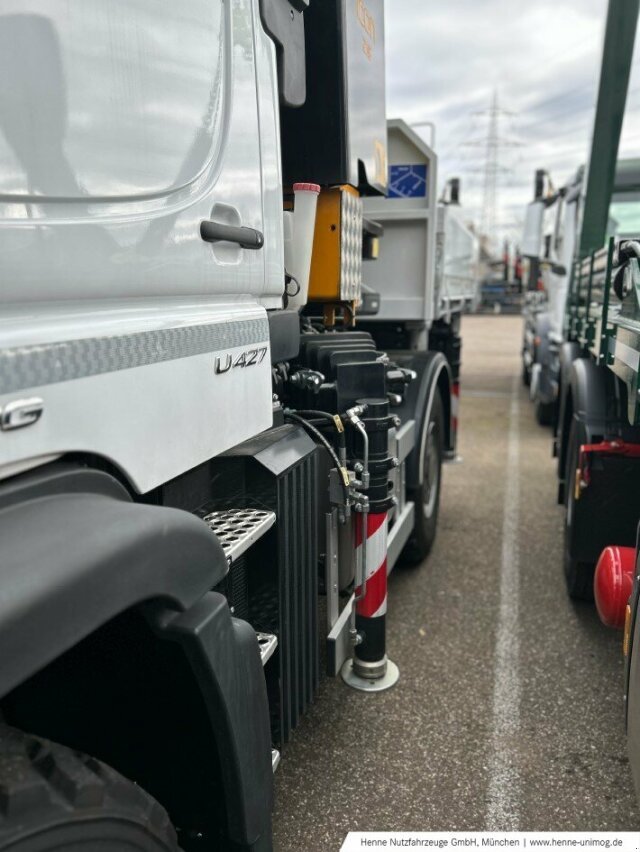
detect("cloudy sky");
top-left (384, 0), bottom-right (640, 250)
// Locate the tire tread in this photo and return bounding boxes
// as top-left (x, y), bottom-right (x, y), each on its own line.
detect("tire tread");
top-left (0, 724), bottom-right (177, 849)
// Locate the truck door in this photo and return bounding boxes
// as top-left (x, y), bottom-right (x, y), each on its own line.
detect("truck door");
top-left (0, 0), bottom-right (282, 307)
top-left (0, 0), bottom-right (283, 491)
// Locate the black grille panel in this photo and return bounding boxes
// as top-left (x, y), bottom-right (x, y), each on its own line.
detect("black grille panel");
top-left (278, 451), bottom-right (318, 737)
top-left (208, 425), bottom-right (319, 745)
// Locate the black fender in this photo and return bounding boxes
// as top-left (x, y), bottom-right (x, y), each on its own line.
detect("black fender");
top-left (555, 341), bottom-right (582, 467)
top-left (154, 594), bottom-right (273, 851)
top-left (563, 361), bottom-right (640, 566)
top-left (0, 462), bottom-right (228, 698)
top-left (394, 351), bottom-right (452, 490)
top-left (557, 356), bottom-right (607, 501)
top-left (557, 353), bottom-right (602, 502)
top-left (0, 462), bottom-right (273, 851)
top-left (569, 356), bottom-right (609, 439)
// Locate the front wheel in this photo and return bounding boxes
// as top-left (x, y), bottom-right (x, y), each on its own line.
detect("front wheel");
top-left (0, 725), bottom-right (180, 851)
top-left (402, 390), bottom-right (444, 565)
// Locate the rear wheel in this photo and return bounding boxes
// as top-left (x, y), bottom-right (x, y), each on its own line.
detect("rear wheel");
top-left (403, 391), bottom-right (444, 565)
top-left (0, 725), bottom-right (180, 851)
top-left (563, 420), bottom-right (595, 601)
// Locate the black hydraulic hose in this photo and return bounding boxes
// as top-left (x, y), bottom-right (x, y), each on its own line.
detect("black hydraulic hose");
top-left (293, 409), bottom-right (337, 424)
top-left (292, 409), bottom-right (347, 459)
top-left (284, 412), bottom-right (350, 505)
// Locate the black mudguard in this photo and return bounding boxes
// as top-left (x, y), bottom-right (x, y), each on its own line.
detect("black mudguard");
top-left (0, 463), bottom-right (227, 698)
top-left (155, 595), bottom-right (274, 851)
top-left (564, 360), bottom-right (640, 565)
top-left (569, 356), bottom-right (610, 436)
top-left (0, 462), bottom-right (273, 851)
top-left (555, 341), bottom-right (582, 476)
top-left (557, 353), bottom-right (602, 502)
top-left (394, 351), bottom-right (452, 490)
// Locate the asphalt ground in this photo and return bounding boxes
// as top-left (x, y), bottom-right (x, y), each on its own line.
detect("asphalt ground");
top-left (272, 315), bottom-right (640, 850)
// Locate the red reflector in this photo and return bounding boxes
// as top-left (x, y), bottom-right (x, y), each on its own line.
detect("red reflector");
top-left (594, 545), bottom-right (636, 629)
top-left (293, 182), bottom-right (321, 194)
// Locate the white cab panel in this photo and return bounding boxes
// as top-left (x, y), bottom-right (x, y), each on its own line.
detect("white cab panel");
top-left (0, 300), bottom-right (272, 493)
top-left (0, 0), bottom-right (284, 307)
top-left (0, 0), bottom-right (285, 489)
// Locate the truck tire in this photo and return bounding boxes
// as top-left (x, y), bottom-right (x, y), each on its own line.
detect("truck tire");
top-left (0, 724), bottom-right (180, 851)
top-left (403, 390), bottom-right (444, 565)
top-left (535, 399), bottom-right (554, 427)
top-left (563, 420), bottom-right (595, 601)
top-left (522, 361), bottom-right (531, 388)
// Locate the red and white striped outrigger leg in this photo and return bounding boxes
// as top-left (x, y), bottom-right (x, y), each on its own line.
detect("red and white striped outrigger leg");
top-left (355, 510), bottom-right (388, 620)
top-left (347, 509), bottom-right (399, 687)
top-left (341, 397), bottom-right (399, 692)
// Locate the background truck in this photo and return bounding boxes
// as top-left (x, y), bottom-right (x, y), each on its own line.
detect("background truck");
top-left (0, 2), bottom-right (464, 850)
top-left (521, 160), bottom-right (640, 428)
top-left (521, 168), bottom-right (581, 424)
top-left (518, 0), bottom-right (640, 604)
top-left (518, 0), bottom-right (640, 807)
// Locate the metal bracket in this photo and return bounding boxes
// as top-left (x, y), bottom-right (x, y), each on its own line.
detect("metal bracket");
top-left (327, 594), bottom-right (354, 678)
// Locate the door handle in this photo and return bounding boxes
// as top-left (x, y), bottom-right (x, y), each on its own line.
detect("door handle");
top-left (200, 220), bottom-right (264, 250)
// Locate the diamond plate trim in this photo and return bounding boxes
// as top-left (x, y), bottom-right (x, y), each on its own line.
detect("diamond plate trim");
top-left (0, 317), bottom-right (269, 395)
top-left (340, 191), bottom-right (363, 302)
top-left (257, 632), bottom-right (278, 666)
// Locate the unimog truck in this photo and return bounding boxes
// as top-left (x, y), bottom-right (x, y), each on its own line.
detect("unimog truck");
top-left (0, 2), bottom-right (463, 851)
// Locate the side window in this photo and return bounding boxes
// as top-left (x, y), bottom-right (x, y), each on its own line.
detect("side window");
top-left (0, 2), bottom-right (225, 203)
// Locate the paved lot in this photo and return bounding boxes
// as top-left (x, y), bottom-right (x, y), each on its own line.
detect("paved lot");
top-left (273, 315), bottom-right (640, 851)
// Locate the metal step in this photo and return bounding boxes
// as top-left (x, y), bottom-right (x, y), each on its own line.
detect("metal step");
top-left (257, 631), bottom-right (278, 666)
top-left (271, 748), bottom-right (281, 773)
top-left (203, 508), bottom-right (276, 563)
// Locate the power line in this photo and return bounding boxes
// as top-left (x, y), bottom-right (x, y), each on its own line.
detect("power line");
top-left (462, 91), bottom-right (522, 247)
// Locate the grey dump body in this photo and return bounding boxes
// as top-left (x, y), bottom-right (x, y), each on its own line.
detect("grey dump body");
top-left (362, 119), bottom-right (477, 324)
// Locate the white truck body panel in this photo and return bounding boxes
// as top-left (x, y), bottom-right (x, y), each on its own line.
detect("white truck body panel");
top-left (0, 0), bottom-right (283, 490)
top-left (522, 200), bottom-right (544, 258)
top-left (540, 190), bottom-right (579, 340)
top-left (434, 203), bottom-right (479, 315)
top-left (363, 119), bottom-right (476, 323)
top-left (0, 300), bottom-right (272, 493)
top-left (363, 120), bottom-right (438, 322)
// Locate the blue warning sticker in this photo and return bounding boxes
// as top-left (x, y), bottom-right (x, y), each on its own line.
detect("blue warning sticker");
top-left (388, 164), bottom-right (428, 199)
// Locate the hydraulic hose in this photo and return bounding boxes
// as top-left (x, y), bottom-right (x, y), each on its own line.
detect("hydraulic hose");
top-left (284, 412), bottom-right (350, 506)
top-left (291, 409), bottom-right (347, 464)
